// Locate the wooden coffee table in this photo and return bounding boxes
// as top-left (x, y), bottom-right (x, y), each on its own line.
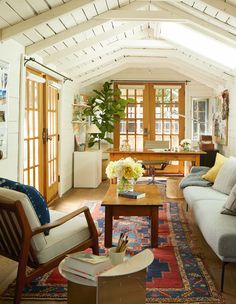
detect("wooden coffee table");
top-left (101, 184), bottom-right (163, 248)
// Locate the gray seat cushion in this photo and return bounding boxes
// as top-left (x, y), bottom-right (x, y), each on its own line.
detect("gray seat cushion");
top-left (183, 186), bottom-right (228, 208)
top-left (193, 199), bottom-right (236, 262)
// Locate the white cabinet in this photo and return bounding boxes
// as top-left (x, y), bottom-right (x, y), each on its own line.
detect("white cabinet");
top-left (73, 150), bottom-right (102, 188)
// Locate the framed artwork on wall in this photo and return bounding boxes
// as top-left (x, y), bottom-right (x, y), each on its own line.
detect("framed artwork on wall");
top-left (212, 89), bottom-right (229, 146)
top-left (0, 60), bottom-right (9, 159)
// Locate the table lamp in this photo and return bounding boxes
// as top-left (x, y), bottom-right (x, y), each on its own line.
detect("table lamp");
top-left (87, 124), bottom-right (101, 149)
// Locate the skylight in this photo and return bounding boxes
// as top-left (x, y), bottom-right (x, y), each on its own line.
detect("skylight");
top-left (160, 23), bottom-right (236, 69)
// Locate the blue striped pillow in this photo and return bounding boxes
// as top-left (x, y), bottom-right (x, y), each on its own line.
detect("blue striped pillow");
top-left (0, 178), bottom-right (50, 235)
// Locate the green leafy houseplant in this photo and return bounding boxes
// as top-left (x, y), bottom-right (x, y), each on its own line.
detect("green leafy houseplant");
top-left (84, 81), bottom-right (133, 147)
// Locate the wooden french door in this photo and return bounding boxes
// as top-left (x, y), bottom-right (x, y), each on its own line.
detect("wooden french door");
top-left (44, 76), bottom-right (59, 202)
top-left (24, 69), bottom-right (59, 202)
top-left (114, 82), bottom-right (185, 149)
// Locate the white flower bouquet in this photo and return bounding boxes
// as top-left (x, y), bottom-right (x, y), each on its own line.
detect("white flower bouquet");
top-left (106, 157), bottom-right (144, 192)
top-left (180, 138), bottom-right (192, 151)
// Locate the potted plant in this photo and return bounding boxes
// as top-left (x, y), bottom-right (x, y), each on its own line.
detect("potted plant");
top-left (84, 81), bottom-right (133, 148)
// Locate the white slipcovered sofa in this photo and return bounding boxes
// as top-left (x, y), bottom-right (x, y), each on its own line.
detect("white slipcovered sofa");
top-left (183, 184), bottom-right (236, 291)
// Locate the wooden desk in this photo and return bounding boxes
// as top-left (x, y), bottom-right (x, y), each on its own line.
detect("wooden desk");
top-left (102, 184), bottom-right (163, 248)
top-left (107, 149), bottom-right (206, 166)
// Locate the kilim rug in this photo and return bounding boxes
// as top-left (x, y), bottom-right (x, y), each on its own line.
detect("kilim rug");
top-left (1, 202), bottom-right (224, 303)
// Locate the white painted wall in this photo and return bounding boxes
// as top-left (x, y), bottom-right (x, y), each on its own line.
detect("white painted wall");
top-left (58, 81), bottom-right (77, 195)
top-left (0, 40), bottom-right (24, 180)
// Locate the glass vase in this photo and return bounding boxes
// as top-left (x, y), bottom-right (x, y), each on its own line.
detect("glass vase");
top-left (117, 177), bottom-right (135, 193)
top-left (183, 144), bottom-right (190, 152)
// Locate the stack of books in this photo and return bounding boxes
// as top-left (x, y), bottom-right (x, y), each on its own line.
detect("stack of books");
top-left (61, 252), bottom-right (112, 281)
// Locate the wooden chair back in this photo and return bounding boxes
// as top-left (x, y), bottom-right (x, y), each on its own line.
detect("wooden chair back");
top-left (144, 140), bottom-right (169, 150)
top-left (0, 197), bottom-right (38, 267)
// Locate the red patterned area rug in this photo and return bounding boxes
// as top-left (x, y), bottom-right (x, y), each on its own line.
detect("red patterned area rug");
top-left (1, 202), bottom-right (224, 303)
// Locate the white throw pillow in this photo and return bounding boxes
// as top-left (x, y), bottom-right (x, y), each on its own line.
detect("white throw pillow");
top-left (213, 157), bottom-right (236, 195)
top-left (221, 183), bottom-right (236, 216)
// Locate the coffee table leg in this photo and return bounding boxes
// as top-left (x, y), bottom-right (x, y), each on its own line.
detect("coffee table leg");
top-left (151, 206), bottom-right (159, 248)
top-left (104, 206), bottom-right (113, 248)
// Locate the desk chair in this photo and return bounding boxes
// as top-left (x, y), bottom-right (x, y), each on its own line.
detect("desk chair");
top-left (142, 140), bottom-right (169, 184)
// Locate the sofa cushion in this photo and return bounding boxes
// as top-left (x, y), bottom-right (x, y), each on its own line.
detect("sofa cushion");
top-left (36, 210), bottom-right (91, 264)
top-left (0, 188), bottom-right (46, 251)
top-left (213, 157), bottom-right (236, 195)
top-left (202, 153), bottom-right (227, 183)
top-left (183, 186), bottom-right (228, 209)
top-left (221, 183), bottom-right (236, 216)
top-left (193, 199), bottom-right (236, 261)
top-left (0, 178), bottom-right (50, 235)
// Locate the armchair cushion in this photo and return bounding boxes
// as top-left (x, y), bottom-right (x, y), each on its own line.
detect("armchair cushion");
top-left (0, 178), bottom-right (50, 235)
top-left (0, 188), bottom-right (47, 251)
top-left (36, 210), bottom-right (92, 263)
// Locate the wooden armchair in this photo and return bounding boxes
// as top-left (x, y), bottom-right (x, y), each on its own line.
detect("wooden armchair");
top-left (0, 188), bottom-right (99, 304)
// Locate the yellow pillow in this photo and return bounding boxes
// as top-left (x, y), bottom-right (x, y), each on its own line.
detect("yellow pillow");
top-left (202, 153), bottom-right (227, 182)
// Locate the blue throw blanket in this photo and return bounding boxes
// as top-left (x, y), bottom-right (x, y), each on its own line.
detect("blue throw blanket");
top-left (179, 166), bottom-right (212, 189)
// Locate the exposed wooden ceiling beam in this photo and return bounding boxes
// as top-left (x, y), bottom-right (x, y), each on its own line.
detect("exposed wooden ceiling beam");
top-left (78, 57), bottom-right (223, 89)
top-left (43, 22), bottom-right (142, 64)
top-left (0, 0), bottom-right (94, 41)
top-left (168, 62), bottom-right (221, 89)
top-left (172, 1), bottom-right (236, 35)
top-left (58, 30), bottom-right (157, 71)
top-left (73, 54), bottom-right (227, 82)
top-left (155, 2), bottom-right (236, 44)
top-left (60, 43), bottom-right (122, 71)
top-left (26, 0), bottom-right (149, 55)
top-left (70, 48), bottom-right (177, 76)
top-left (200, 0), bottom-right (236, 19)
top-left (79, 61), bottom-right (131, 88)
top-left (95, 10), bottom-right (186, 21)
top-left (165, 38), bottom-right (236, 75)
top-left (26, 20), bottom-right (105, 55)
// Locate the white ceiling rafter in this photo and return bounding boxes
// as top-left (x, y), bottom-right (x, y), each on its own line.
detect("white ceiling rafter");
top-left (26, 0), bottom-right (149, 55)
top-left (170, 1), bottom-right (236, 35)
top-left (73, 46), bottom-right (234, 81)
top-left (43, 22), bottom-right (143, 64)
top-left (200, 0), bottom-right (236, 19)
top-left (0, 0), bottom-right (94, 41)
top-left (60, 43), bottom-right (123, 71)
top-left (60, 31), bottom-right (166, 72)
top-left (26, 20), bottom-right (105, 55)
top-left (169, 61), bottom-right (224, 88)
top-left (95, 10), bottom-right (187, 21)
top-left (154, 2), bottom-right (236, 44)
top-left (70, 48), bottom-right (178, 77)
top-left (174, 51), bottom-right (234, 81)
top-left (159, 37), bottom-right (236, 75)
top-left (78, 57), bottom-right (224, 89)
top-left (79, 61), bottom-right (132, 88)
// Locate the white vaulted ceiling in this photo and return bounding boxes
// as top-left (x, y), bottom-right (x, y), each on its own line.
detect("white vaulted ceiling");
top-left (0, 0), bottom-right (236, 88)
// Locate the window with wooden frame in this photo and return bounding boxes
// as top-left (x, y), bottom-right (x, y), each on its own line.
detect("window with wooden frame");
top-left (118, 84), bottom-right (145, 150)
top-left (114, 82), bottom-right (185, 150)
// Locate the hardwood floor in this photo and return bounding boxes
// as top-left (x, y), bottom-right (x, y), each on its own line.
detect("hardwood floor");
top-left (0, 180), bottom-right (236, 304)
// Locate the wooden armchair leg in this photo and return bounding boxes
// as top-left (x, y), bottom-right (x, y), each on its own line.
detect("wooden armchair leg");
top-left (14, 240), bottom-right (31, 304)
top-left (92, 237), bottom-right (99, 255)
